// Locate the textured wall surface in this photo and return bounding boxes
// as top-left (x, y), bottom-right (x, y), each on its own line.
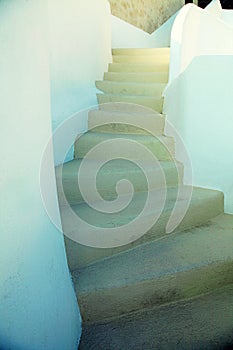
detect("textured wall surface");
top-left (109, 0), bottom-right (185, 33)
top-left (0, 0), bottom-right (81, 349)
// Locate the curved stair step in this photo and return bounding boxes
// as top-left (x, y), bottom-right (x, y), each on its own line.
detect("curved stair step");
top-left (79, 285), bottom-right (233, 349)
top-left (74, 131), bottom-right (175, 161)
top-left (56, 158), bottom-right (183, 206)
top-left (112, 54), bottom-right (170, 64)
top-left (97, 93), bottom-right (164, 113)
top-left (96, 81), bottom-right (166, 96)
top-left (88, 109), bottom-right (165, 135)
top-left (112, 48), bottom-right (170, 56)
top-left (104, 72), bottom-right (169, 83)
top-left (109, 63), bottom-right (169, 73)
top-left (73, 213), bottom-right (232, 323)
top-left (62, 187), bottom-right (224, 269)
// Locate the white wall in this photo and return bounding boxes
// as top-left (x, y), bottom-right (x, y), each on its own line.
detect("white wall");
top-left (48, 0), bottom-right (111, 165)
top-left (168, 1), bottom-right (233, 84)
top-left (0, 1), bottom-right (81, 349)
top-left (111, 12), bottom-right (178, 48)
top-left (164, 1), bottom-right (233, 213)
top-left (164, 56), bottom-right (233, 213)
top-left (222, 10), bottom-right (233, 26)
top-left (50, 0), bottom-right (180, 166)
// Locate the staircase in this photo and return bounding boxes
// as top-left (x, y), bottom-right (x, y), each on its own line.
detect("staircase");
top-left (55, 47), bottom-right (233, 349)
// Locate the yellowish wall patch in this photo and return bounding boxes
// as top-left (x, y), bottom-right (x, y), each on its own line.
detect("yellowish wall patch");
top-left (108, 0), bottom-right (184, 34)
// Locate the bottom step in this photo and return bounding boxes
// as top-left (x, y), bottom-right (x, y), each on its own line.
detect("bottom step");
top-left (74, 214), bottom-right (233, 323)
top-left (79, 284), bottom-right (233, 350)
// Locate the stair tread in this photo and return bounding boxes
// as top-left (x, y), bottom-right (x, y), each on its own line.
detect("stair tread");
top-left (113, 54), bottom-right (170, 59)
top-left (104, 72), bottom-right (169, 83)
top-left (89, 108), bottom-right (163, 118)
top-left (79, 285), bottom-right (233, 349)
top-left (97, 93), bottom-right (164, 112)
top-left (97, 92), bottom-right (163, 99)
top-left (96, 81), bottom-right (167, 87)
top-left (74, 213), bottom-right (233, 294)
top-left (75, 131), bottom-right (172, 143)
top-left (57, 158), bottom-right (182, 178)
top-left (109, 63), bottom-right (169, 73)
top-left (112, 55), bottom-right (170, 64)
top-left (110, 62), bottom-right (169, 66)
top-left (76, 130), bottom-right (171, 140)
top-left (74, 129), bottom-right (174, 160)
top-left (112, 48), bottom-right (170, 55)
top-left (109, 63), bottom-right (169, 67)
top-left (61, 187), bottom-right (223, 268)
top-left (96, 81), bottom-right (166, 96)
top-left (88, 108), bottom-right (165, 135)
top-left (56, 159), bottom-right (183, 207)
top-left (98, 100), bottom-right (163, 113)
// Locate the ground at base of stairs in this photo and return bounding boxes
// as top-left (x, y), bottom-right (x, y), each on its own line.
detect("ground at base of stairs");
top-left (79, 284), bottom-right (233, 350)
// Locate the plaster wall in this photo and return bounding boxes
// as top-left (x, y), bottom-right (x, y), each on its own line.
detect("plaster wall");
top-left (0, 1), bottom-right (81, 348)
top-left (109, 0), bottom-right (184, 33)
top-left (164, 1), bottom-right (233, 213)
top-left (111, 12), bottom-right (177, 48)
top-left (164, 56), bottom-right (233, 213)
top-left (48, 0), bottom-right (111, 165)
top-left (221, 10), bottom-right (233, 25)
top-left (168, 2), bottom-right (233, 84)
top-left (49, 0), bottom-right (181, 166)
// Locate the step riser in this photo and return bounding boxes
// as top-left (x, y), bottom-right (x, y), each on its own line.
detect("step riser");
top-left (112, 48), bottom-right (170, 56)
top-left (63, 190), bottom-right (224, 269)
top-left (112, 55), bottom-right (170, 64)
top-left (109, 63), bottom-right (169, 73)
top-left (96, 81), bottom-right (166, 96)
top-left (77, 261), bottom-right (233, 323)
top-left (97, 94), bottom-right (164, 113)
top-left (88, 110), bottom-right (165, 136)
top-left (104, 72), bottom-right (169, 83)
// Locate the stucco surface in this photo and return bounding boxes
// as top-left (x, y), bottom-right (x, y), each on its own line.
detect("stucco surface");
top-left (108, 0), bottom-right (184, 33)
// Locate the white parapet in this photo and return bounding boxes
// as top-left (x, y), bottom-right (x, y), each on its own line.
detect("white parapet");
top-left (164, 0), bottom-right (233, 213)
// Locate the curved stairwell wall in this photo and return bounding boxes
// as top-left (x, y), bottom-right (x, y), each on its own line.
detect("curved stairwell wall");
top-left (49, 0), bottom-right (111, 165)
top-left (168, 1), bottom-right (233, 84)
top-left (164, 0), bottom-right (233, 213)
top-left (0, 1), bottom-right (81, 349)
top-left (50, 0), bottom-right (183, 166)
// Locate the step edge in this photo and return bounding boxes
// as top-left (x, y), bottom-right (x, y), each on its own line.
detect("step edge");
top-left (77, 260), bottom-right (233, 324)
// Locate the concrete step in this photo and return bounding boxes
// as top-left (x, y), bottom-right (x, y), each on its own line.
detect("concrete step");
top-left (112, 54), bottom-right (170, 64)
top-left (62, 187), bottom-right (224, 269)
top-left (96, 81), bottom-right (166, 96)
top-left (104, 72), bottom-right (169, 83)
top-left (98, 101), bottom-right (161, 114)
top-left (97, 93), bottom-right (164, 113)
top-left (88, 109), bottom-right (165, 135)
top-left (79, 285), bottom-right (233, 349)
top-left (74, 131), bottom-right (174, 161)
top-left (112, 48), bottom-right (170, 56)
top-left (108, 63), bottom-right (169, 73)
top-left (56, 158), bottom-right (183, 206)
top-left (73, 213), bottom-right (232, 323)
